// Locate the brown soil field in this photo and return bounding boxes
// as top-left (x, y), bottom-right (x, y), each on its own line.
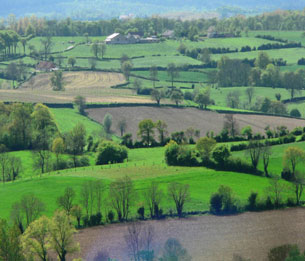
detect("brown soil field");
top-left (86, 106), bottom-right (305, 138)
top-left (71, 208), bottom-right (305, 261)
top-left (0, 71), bottom-right (152, 104)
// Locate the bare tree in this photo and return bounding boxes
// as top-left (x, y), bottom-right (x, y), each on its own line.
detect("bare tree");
top-left (109, 176), bottom-right (135, 221)
top-left (32, 150), bottom-right (52, 177)
top-left (117, 118), bottom-right (127, 136)
top-left (293, 172), bottom-right (305, 205)
top-left (245, 87), bottom-right (255, 104)
top-left (168, 182), bottom-right (190, 217)
top-left (246, 141), bottom-right (263, 170)
top-left (19, 194), bottom-right (45, 227)
top-left (124, 223), bottom-right (155, 261)
top-left (0, 150), bottom-right (9, 183)
top-left (95, 180), bottom-right (103, 214)
top-left (224, 114), bottom-right (239, 137)
top-left (262, 145), bottom-right (272, 177)
top-left (143, 182), bottom-right (163, 218)
top-left (268, 177), bottom-right (287, 208)
top-left (57, 187), bottom-right (75, 216)
top-left (40, 36), bottom-right (53, 60)
top-left (81, 181), bottom-right (95, 217)
top-left (125, 222), bottom-right (142, 261)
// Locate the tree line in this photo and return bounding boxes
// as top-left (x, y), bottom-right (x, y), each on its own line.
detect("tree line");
top-left (3, 10), bottom-right (305, 40)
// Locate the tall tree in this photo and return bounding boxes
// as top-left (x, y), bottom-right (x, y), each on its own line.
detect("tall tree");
top-left (167, 63), bottom-right (179, 87)
top-left (49, 211), bottom-right (79, 261)
top-left (50, 70), bottom-right (64, 91)
top-left (40, 36), bottom-right (53, 60)
top-left (137, 119), bottom-right (155, 146)
top-left (109, 176), bottom-right (135, 221)
top-left (168, 182), bottom-right (190, 217)
top-left (21, 216), bottom-right (51, 261)
top-left (149, 66), bottom-right (158, 88)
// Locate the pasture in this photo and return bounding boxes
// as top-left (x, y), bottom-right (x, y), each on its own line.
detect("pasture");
top-left (233, 141), bottom-right (305, 175)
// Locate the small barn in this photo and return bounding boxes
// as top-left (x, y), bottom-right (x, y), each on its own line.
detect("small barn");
top-left (35, 61), bottom-right (57, 72)
top-left (207, 26), bottom-right (217, 38)
top-left (162, 30), bottom-right (175, 39)
top-left (105, 33), bottom-right (130, 44)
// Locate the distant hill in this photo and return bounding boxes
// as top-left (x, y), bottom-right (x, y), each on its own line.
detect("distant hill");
top-left (2, 0), bottom-right (305, 20)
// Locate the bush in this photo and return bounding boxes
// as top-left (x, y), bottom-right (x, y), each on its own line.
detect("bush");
top-left (268, 244), bottom-right (296, 261)
top-left (224, 157), bottom-right (263, 176)
top-left (265, 196), bottom-right (274, 210)
top-left (281, 168), bottom-right (294, 181)
top-left (212, 145), bottom-right (231, 166)
top-left (165, 140), bottom-right (198, 166)
top-left (96, 140), bottom-right (128, 165)
top-left (184, 91), bottom-right (193, 101)
top-left (291, 127), bottom-right (303, 136)
top-left (246, 192), bottom-right (258, 211)
top-left (290, 108), bottom-right (301, 118)
top-left (137, 206), bottom-right (145, 220)
top-left (209, 185), bottom-right (238, 215)
top-left (108, 210), bottom-right (114, 223)
top-left (210, 193), bottom-right (223, 214)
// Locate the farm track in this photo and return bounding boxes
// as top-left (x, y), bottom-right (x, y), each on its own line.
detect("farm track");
top-left (87, 106), bottom-right (305, 138)
top-left (73, 208), bottom-right (305, 261)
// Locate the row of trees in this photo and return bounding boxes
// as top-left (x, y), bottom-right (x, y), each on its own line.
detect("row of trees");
top-left (4, 10), bottom-right (305, 39)
top-left (217, 52), bottom-right (305, 101)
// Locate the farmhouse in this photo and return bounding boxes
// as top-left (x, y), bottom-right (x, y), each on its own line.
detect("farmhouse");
top-left (105, 33), bottom-right (160, 44)
top-left (35, 61), bottom-right (57, 72)
top-left (162, 30), bottom-right (175, 39)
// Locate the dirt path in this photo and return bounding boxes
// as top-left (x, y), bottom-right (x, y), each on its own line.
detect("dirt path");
top-left (73, 208), bottom-right (305, 261)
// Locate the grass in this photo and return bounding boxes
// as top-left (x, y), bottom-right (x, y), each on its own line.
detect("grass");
top-left (232, 141), bottom-right (305, 175)
top-left (50, 108), bottom-right (105, 137)
top-left (0, 144), bottom-right (297, 221)
top-left (0, 163), bottom-right (284, 220)
top-left (212, 48), bottom-right (305, 65)
top-left (210, 86), bottom-right (303, 108)
top-left (132, 70), bottom-right (211, 83)
top-left (246, 31), bottom-right (305, 45)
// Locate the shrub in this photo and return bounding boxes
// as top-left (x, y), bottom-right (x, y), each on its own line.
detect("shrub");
top-left (108, 210), bottom-right (114, 223)
top-left (96, 140), bottom-right (128, 165)
top-left (281, 168), bottom-right (294, 181)
top-left (247, 192), bottom-right (258, 211)
top-left (209, 185), bottom-right (238, 215)
top-left (165, 140), bottom-right (198, 166)
top-left (212, 145), bottom-right (231, 166)
top-left (210, 193), bottom-right (223, 214)
top-left (184, 91), bottom-right (193, 100)
top-left (137, 206), bottom-right (145, 220)
top-left (268, 244), bottom-right (297, 261)
top-left (265, 196), bottom-right (274, 210)
top-left (291, 127), bottom-right (303, 136)
top-left (290, 108), bottom-right (301, 118)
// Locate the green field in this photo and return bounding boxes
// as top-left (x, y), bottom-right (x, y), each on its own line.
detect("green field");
top-left (233, 141), bottom-right (305, 175)
top-left (0, 145), bottom-right (293, 220)
top-left (132, 70), bottom-right (211, 83)
top-left (2, 140), bottom-right (299, 221)
top-left (247, 31), bottom-right (305, 45)
top-left (212, 48), bottom-right (305, 65)
top-left (211, 86), bottom-right (304, 108)
top-left (50, 108), bottom-right (105, 137)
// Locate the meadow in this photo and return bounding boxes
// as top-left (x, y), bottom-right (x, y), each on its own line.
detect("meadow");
top-left (0, 145), bottom-right (293, 220)
top-left (233, 140), bottom-right (305, 175)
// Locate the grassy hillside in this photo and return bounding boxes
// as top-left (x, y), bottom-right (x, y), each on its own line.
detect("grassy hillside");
top-left (50, 108), bottom-right (105, 137)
